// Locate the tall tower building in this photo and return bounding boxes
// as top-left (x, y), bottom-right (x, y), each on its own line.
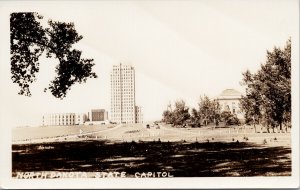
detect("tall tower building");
top-left (111, 64), bottom-right (136, 124)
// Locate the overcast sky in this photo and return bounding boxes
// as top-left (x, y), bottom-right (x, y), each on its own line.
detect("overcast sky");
top-left (0, 0), bottom-right (298, 127)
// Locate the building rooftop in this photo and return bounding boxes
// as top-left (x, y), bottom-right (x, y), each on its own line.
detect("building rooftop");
top-left (218, 89), bottom-right (242, 99)
top-left (91, 109), bottom-right (106, 112)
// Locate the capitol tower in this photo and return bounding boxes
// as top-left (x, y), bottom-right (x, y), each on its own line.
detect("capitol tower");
top-left (110, 64), bottom-right (142, 124)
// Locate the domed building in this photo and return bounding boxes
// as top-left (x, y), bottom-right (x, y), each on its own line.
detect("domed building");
top-left (216, 89), bottom-right (244, 120)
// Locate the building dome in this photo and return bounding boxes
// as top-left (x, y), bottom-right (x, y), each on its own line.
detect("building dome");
top-left (218, 89), bottom-right (242, 100)
top-left (220, 89), bottom-right (242, 96)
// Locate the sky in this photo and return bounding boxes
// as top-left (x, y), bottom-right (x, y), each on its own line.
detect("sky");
top-left (0, 0), bottom-right (298, 127)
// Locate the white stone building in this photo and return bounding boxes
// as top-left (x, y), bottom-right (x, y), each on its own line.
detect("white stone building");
top-left (75, 113), bottom-right (88, 125)
top-left (135, 106), bottom-right (143, 123)
top-left (43, 113), bottom-right (87, 126)
top-left (110, 64), bottom-right (143, 124)
top-left (216, 89), bottom-right (244, 120)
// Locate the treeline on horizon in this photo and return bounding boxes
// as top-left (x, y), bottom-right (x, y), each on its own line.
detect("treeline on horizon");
top-left (162, 39), bottom-right (291, 133)
top-left (162, 96), bottom-right (240, 128)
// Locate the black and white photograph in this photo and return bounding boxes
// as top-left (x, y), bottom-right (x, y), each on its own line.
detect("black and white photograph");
top-left (0, 0), bottom-right (299, 189)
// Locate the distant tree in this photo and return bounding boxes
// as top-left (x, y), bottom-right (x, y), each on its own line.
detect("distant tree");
top-left (162, 100), bottom-right (190, 127)
top-left (221, 111), bottom-right (240, 126)
top-left (162, 110), bottom-right (173, 124)
top-left (221, 111), bottom-right (231, 123)
top-left (240, 76), bottom-right (262, 127)
top-left (162, 96), bottom-right (221, 128)
top-left (211, 99), bottom-right (221, 126)
top-left (198, 95), bottom-right (211, 126)
top-left (198, 95), bottom-right (220, 126)
top-left (241, 39), bottom-right (291, 132)
top-left (10, 12), bottom-right (97, 98)
top-left (162, 103), bottom-right (174, 124)
top-left (172, 100), bottom-right (190, 127)
top-left (189, 108), bottom-right (202, 128)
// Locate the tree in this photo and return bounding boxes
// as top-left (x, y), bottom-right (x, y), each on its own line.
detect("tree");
top-left (162, 110), bottom-right (173, 124)
top-left (198, 95), bottom-right (220, 126)
top-left (240, 76), bottom-right (262, 127)
top-left (189, 108), bottom-right (202, 128)
top-left (162, 96), bottom-right (221, 128)
top-left (211, 99), bottom-right (221, 126)
top-left (198, 95), bottom-right (210, 126)
top-left (172, 100), bottom-right (190, 127)
top-left (10, 12), bottom-right (97, 98)
top-left (241, 39), bottom-right (291, 132)
top-left (221, 111), bottom-right (240, 126)
top-left (162, 103), bottom-right (174, 124)
top-left (162, 100), bottom-right (190, 127)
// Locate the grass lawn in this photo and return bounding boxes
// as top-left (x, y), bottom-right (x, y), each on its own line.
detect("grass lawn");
top-left (12, 124), bottom-right (116, 141)
top-left (12, 140), bottom-right (291, 177)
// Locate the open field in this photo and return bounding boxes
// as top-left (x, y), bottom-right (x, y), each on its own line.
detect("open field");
top-left (12, 123), bottom-right (291, 147)
top-left (12, 124), bottom-right (117, 143)
top-left (12, 123), bottom-right (291, 177)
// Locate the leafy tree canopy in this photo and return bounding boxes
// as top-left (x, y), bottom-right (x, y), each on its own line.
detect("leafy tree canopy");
top-left (240, 38), bottom-right (291, 130)
top-left (198, 95), bottom-right (221, 126)
top-left (10, 12), bottom-right (97, 99)
top-left (162, 95), bottom-right (221, 128)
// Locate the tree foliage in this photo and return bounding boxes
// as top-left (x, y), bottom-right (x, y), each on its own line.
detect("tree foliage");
top-left (162, 95), bottom-right (221, 128)
top-left (162, 109), bottom-right (173, 124)
top-left (162, 100), bottom-right (190, 127)
top-left (198, 95), bottom-right (221, 126)
top-left (173, 100), bottom-right (190, 126)
top-left (10, 12), bottom-right (97, 98)
top-left (240, 39), bottom-right (291, 131)
top-left (221, 111), bottom-right (240, 126)
top-left (189, 108), bottom-right (202, 128)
